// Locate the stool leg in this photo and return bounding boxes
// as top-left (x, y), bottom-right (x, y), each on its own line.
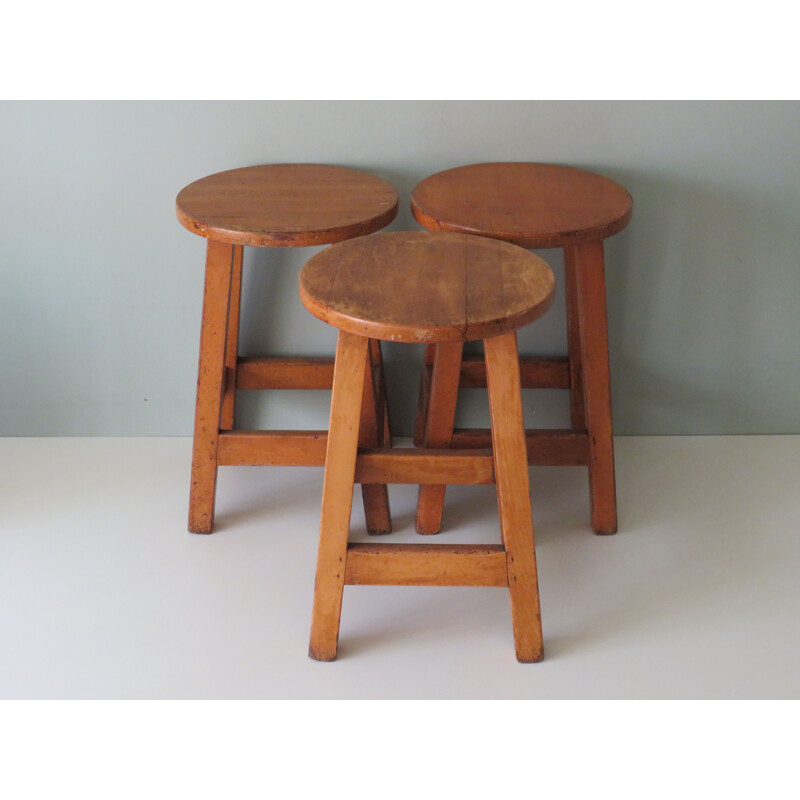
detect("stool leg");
top-left (220, 244), bottom-right (243, 431)
top-left (564, 246), bottom-right (587, 431)
top-left (370, 339), bottom-right (393, 448)
top-left (485, 331), bottom-right (544, 663)
top-left (188, 240), bottom-right (235, 534)
top-left (571, 241), bottom-right (617, 535)
top-left (309, 331), bottom-right (369, 661)
top-left (412, 344), bottom-right (436, 446)
top-left (415, 341), bottom-right (463, 535)
top-left (360, 340), bottom-right (392, 536)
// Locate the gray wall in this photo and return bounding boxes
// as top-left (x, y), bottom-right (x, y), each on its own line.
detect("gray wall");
top-left (2, 101), bottom-right (799, 436)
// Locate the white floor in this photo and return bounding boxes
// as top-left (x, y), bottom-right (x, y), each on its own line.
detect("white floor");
top-left (1, 435), bottom-right (798, 699)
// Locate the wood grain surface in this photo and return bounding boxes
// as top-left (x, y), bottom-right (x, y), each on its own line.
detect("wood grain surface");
top-left (411, 162), bottom-right (632, 248)
top-left (188, 240), bottom-right (235, 534)
top-left (415, 341), bottom-right (463, 534)
top-left (308, 331), bottom-right (369, 661)
top-left (299, 231), bottom-right (555, 343)
top-left (572, 242), bottom-right (618, 534)
top-left (485, 331), bottom-right (544, 662)
top-left (177, 164), bottom-right (398, 247)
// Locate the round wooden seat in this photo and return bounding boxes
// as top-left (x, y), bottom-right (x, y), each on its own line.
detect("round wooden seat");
top-left (176, 164), bottom-right (398, 247)
top-left (299, 231), bottom-right (555, 343)
top-left (410, 162), bottom-right (632, 248)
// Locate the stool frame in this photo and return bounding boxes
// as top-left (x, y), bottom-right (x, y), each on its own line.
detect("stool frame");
top-left (178, 164), bottom-right (399, 536)
top-left (414, 238), bottom-right (616, 535)
top-left (298, 229), bottom-right (555, 662)
top-left (309, 329), bottom-right (544, 663)
top-left (188, 239), bottom-right (392, 535)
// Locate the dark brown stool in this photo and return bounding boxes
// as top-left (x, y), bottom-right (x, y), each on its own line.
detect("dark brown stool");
top-left (410, 162), bottom-right (633, 536)
top-left (176, 164), bottom-right (398, 534)
top-left (298, 231), bottom-right (555, 662)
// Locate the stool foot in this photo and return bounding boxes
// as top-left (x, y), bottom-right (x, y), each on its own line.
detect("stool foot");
top-left (187, 517), bottom-right (214, 535)
top-left (362, 485), bottom-right (392, 535)
top-left (516, 647), bottom-right (545, 664)
top-left (486, 332), bottom-right (544, 663)
top-left (572, 242), bottom-right (617, 535)
top-left (308, 645), bottom-right (338, 662)
top-left (309, 332), bottom-right (369, 662)
top-left (415, 485), bottom-right (446, 535)
top-left (188, 239), bottom-right (235, 534)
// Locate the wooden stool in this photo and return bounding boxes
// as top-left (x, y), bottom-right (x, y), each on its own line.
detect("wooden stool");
top-left (299, 231), bottom-right (555, 662)
top-left (410, 163), bottom-right (633, 536)
top-left (176, 164), bottom-right (398, 534)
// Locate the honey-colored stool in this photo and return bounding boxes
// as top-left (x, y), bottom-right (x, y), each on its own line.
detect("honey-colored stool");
top-left (176, 164), bottom-right (398, 534)
top-left (410, 163), bottom-right (633, 536)
top-left (299, 231), bottom-right (555, 662)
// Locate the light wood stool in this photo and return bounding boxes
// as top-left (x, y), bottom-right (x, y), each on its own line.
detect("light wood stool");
top-left (410, 163), bottom-right (633, 536)
top-left (299, 231), bottom-right (555, 662)
top-left (176, 164), bottom-right (398, 534)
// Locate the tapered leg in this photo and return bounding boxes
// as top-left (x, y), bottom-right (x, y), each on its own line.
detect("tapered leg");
top-left (360, 340), bottom-right (392, 536)
top-left (415, 341), bottom-right (463, 534)
top-left (309, 331), bottom-right (369, 661)
top-left (485, 332), bottom-right (544, 663)
top-left (412, 344), bottom-right (437, 447)
top-left (188, 240), bottom-right (235, 534)
top-left (220, 245), bottom-right (244, 431)
top-left (370, 339), bottom-right (392, 448)
top-left (564, 246), bottom-right (586, 431)
top-left (571, 241), bottom-right (617, 535)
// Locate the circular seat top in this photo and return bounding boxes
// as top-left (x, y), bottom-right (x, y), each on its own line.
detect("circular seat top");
top-left (411, 162), bottom-right (632, 248)
top-left (176, 164), bottom-right (398, 247)
top-left (299, 231), bottom-right (555, 343)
